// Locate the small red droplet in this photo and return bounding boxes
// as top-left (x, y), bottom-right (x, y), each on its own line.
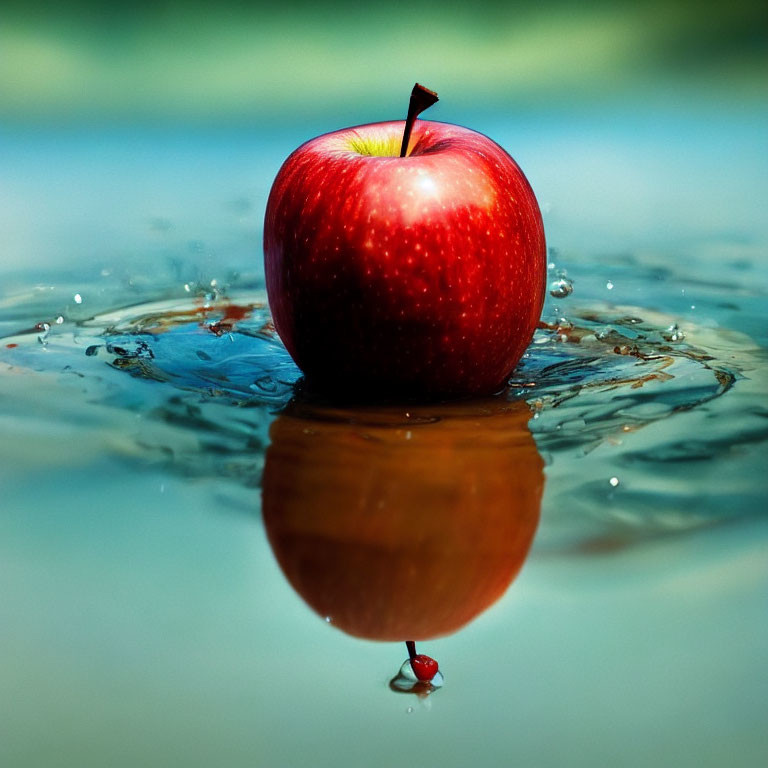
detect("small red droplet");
top-left (410, 654), bottom-right (439, 682)
top-left (6, 343), bottom-right (18, 348)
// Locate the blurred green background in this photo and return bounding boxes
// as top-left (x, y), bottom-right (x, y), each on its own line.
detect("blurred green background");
top-left (2, 0), bottom-right (766, 127)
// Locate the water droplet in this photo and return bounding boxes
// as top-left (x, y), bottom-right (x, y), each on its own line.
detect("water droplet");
top-left (549, 278), bottom-right (573, 298)
top-left (609, 477), bottom-right (619, 487)
top-left (399, 660), bottom-right (418, 681)
top-left (36, 321), bottom-right (51, 346)
top-left (663, 323), bottom-right (686, 342)
top-left (406, 706), bottom-right (414, 714)
top-left (74, 293), bottom-right (83, 304)
top-left (606, 281), bottom-right (614, 291)
top-left (55, 316), bottom-right (64, 325)
top-left (324, 615), bottom-right (332, 623)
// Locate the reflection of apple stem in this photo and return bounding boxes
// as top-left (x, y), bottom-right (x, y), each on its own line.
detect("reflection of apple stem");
top-left (399, 83), bottom-right (439, 157)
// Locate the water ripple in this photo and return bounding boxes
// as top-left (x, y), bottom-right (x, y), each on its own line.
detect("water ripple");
top-left (1, 291), bottom-right (765, 552)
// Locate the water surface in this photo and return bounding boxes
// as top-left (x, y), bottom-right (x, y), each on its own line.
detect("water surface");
top-left (1, 107), bottom-right (767, 767)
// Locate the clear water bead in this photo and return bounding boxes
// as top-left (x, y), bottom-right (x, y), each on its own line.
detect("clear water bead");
top-left (549, 278), bottom-right (573, 299)
top-left (399, 659), bottom-right (418, 681)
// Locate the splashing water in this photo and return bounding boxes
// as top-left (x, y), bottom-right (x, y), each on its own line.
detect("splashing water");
top-left (1, 269), bottom-right (765, 554)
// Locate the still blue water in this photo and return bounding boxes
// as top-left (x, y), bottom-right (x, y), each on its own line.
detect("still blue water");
top-left (1, 105), bottom-right (767, 767)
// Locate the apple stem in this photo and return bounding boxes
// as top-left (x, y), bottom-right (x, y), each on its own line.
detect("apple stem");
top-left (406, 640), bottom-right (417, 661)
top-left (399, 83), bottom-right (439, 158)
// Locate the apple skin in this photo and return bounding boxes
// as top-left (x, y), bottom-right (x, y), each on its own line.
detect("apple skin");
top-left (264, 119), bottom-right (546, 398)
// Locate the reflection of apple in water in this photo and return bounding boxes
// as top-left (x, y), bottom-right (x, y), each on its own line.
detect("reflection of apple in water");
top-left (261, 397), bottom-right (544, 642)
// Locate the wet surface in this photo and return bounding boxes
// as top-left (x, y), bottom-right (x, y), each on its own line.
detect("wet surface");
top-left (1, 114), bottom-right (767, 767)
top-left (2, 277), bottom-right (763, 551)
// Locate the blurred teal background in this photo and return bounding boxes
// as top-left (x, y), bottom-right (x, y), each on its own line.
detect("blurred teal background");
top-left (1, 0), bottom-right (766, 126)
top-left (2, 0), bottom-right (767, 283)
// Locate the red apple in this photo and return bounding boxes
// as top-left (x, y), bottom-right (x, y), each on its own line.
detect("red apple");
top-left (264, 105), bottom-right (546, 397)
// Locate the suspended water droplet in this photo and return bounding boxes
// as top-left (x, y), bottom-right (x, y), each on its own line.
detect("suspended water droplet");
top-left (549, 278), bottom-right (573, 299)
top-left (74, 293), bottom-right (83, 304)
top-left (609, 477), bottom-right (619, 487)
top-left (606, 281), bottom-right (614, 291)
